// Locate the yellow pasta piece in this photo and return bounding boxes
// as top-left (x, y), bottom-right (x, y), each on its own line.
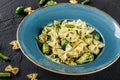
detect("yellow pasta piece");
top-left (5, 65), bottom-right (19, 75)
top-left (10, 40), bottom-right (20, 50)
top-left (24, 7), bottom-right (34, 15)
top-left (93, 39), bottom-right (105, 48)
top-left (88, 44), bottom-right (100, 55)
top-left (27, 73), bottom-right (38, 80)
top-left (11, 67), bottom-right (19, 75)
top-left (69, 0), bottom-right (78, 4)
top-left (60, 53), bottom-right (67, 61)
top-left (5, 65), bottom-right (13, 72)
top-left (67, 50), bottom-right (80, 58)
top-left (85, 38), bottom-right (93, 45)
top-left (65, 44), bottom-right (72, 51)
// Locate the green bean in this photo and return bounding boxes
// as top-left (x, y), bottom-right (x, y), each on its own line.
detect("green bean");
top-left (81, 0), bottom-right (90, 5)
top-left (16, 6), bottom-right (24, 14)
top-left (0, 72), bottom-right (11, 77)
top-left (0, 53), bottom-right (9, 61)
top-left (39, 0), bottom-right (46, 4)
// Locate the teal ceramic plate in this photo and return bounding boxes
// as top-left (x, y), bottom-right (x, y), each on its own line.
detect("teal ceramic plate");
top-left (17, 4), bottom-right (120, 75)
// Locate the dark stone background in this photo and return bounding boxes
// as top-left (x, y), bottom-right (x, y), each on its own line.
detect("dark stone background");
top-left (0, 0), bottom-right (120, 80)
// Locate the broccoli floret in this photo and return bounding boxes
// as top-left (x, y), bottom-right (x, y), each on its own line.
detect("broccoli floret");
top-left (42, 43), bottom-right (50, 54)
top-left (76, 53), bottom-right (94, 64)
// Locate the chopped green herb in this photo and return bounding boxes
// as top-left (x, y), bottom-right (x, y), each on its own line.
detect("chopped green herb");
top-left (81, 0), bottom-right (90, 5)
top-left (0, 72), bottom-right (11, 77)
top-left (0, 53), bottom-right (9, 61)
top-left (44, 0), bottom-right (57, 7)
top-left (16, 6), bottom-right (24, 14)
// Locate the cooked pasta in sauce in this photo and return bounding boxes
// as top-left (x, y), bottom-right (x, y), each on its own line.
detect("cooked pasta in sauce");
top-left (37, 19), bottom-right (105, 65)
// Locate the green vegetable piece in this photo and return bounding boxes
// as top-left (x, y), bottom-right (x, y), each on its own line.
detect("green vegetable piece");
top-left (61, 39), bottom-right (70, 50)
top-left (54, 25), bottom-right (60, 29)
top-left (81, 0), bottom-right (90, 5)
top-left (44, 0), bottom-right (57, 7)
top-left (53, 20), bottom-right (60, 29)
top-left (93, 33), bottom-right (100, 40)
top-left (65, 24), bottom-right (75, 28)
top-left (76, 53), bottom-right (94, 64)
top-left (0, 53), bottom-right (9, 61)
top-left (39, 0), bottom-right (46, 4)
top-left (0, 72), bottom-right (11, 77)
top-left (85, 35), bottom-right (92, 38)
top-left (42, 43), bottom-right (50, 54)
top-left (16, 6), bottom-right (24, 14)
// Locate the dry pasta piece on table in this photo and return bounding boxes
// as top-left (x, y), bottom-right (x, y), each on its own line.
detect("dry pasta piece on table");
top-left (24, 7), bottom-right (34, 15)
top-left (5, 65), bottom-right (19, 75)
top-left (27, 73), bottom-right (38, 80)
top-left (69, 0), bottom-right (78, 4)
top-left (10, 40), bottom-right (20, 50)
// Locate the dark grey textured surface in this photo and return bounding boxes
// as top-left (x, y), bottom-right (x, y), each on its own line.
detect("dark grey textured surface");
top-left (0, 0), bottom-right (120, 80)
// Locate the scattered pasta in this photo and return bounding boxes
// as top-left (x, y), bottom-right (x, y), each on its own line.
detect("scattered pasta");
top-left (69, 0), bottom-right (78, 4)
top-left (5, 65), bottom-right (19, 75)
top-left (10, 40), bottom-right (20, 50)
top-left (37, 19), bottom-right (105, 65)
top-left (27, 73), bottom-right (38, 80)
top-left (24, 7), bottom-right (34, 15)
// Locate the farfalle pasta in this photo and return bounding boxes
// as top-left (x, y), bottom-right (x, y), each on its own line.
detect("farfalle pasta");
top-left (5, 65), bottom-right (19, 75)
top-left (27, 73), bottom-right (38, 80)
top-left (37, 19), bottom-right (105, 65)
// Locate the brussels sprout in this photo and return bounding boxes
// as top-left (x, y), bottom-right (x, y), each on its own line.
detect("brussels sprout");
top-left (42, 43), bottom-right (50, 54)
top-left (93, 33), bottom-right (100, 40)
top-left (16, 6), bottom-right (24, 14)
top-left (76, 53), bottom-right (94, 64)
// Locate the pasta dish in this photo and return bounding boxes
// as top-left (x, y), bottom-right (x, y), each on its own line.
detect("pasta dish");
top-left (37, 19), bottom-right (105, 65)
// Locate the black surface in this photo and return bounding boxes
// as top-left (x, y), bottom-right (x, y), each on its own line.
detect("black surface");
top-left (0, 0), bottom-right (120, 80)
